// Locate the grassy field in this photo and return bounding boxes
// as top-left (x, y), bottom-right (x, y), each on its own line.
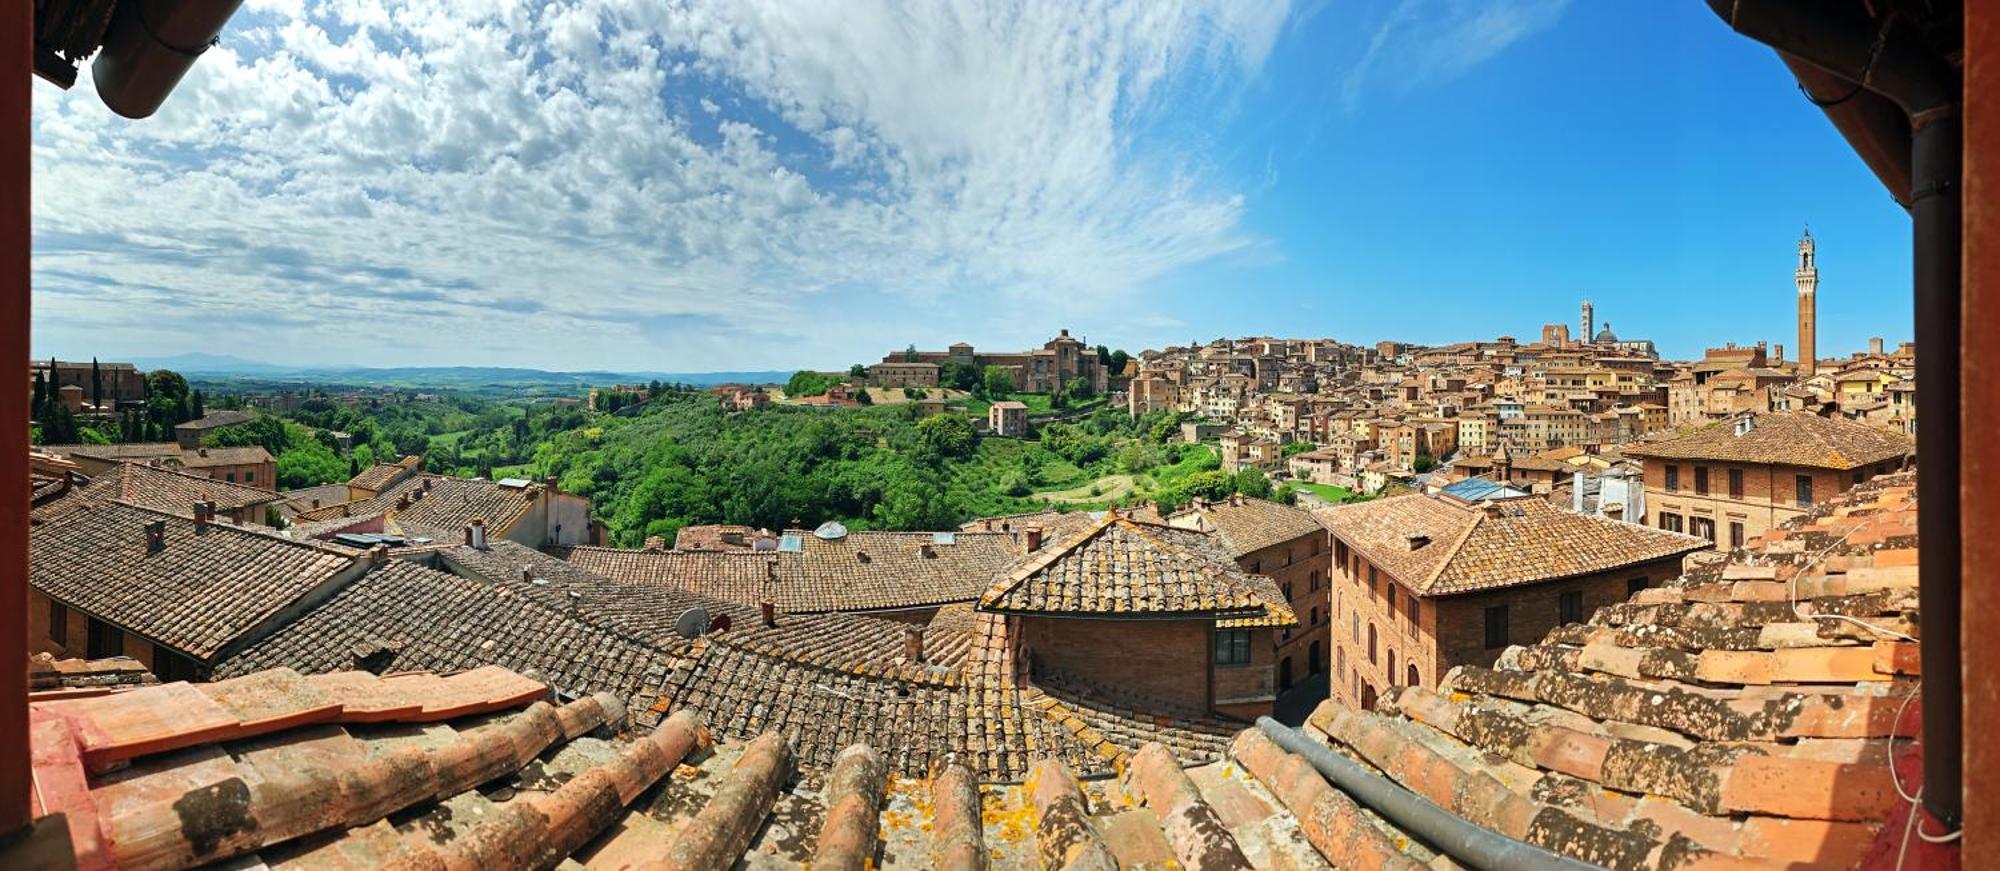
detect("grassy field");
top-left (1293, 481), bottom-right (1368, 504)
top-left (1035, 474), bottom-right (1137, 504)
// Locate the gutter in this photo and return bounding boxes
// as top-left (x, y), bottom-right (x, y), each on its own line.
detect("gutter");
top-left (1255, 717), bottom-right (1599, 871)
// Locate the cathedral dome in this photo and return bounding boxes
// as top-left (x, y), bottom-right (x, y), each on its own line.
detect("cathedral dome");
top-left (1594, 322), bottom-right (1619, 343)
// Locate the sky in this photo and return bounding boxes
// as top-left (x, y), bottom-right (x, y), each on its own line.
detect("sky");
top-left (29, 0), bottom-right (1914, 372)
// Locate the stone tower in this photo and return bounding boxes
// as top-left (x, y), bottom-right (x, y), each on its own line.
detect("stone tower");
top-left (1796, 227), bottom-right (1818, 377)
top-left (1580, 300), bottom-right (1594, 346)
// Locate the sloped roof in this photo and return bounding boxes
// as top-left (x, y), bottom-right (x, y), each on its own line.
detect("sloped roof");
top-left (293, 473), bottom-right (540, 540)
top-left (979, 515), bottom-right (1296, 626)
top-left (1168, 496), bottom-right (1325, 558)
top-left (1622, 411), bottom-right (1911, 470)
top-left (1320, 494), bottom-right (1706, 596)
top-left (24, 661), bottom-right (1430, 870)
top-left (31, 501), bottom-right (357, 662)
top-left (71, 461), bottom-right (284, 515)
top-left (1308, 472), bottom-right (1936, 868)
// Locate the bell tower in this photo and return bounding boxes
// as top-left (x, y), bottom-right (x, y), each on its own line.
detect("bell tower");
top-left (1796, 227), bottom-right (1818, 377)
top-left (1580, 300), bottom-right (1594, 346)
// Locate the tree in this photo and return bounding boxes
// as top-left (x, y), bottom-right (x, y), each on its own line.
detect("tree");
top-left (1413, 454), bottom-right (1437, 474)
top-left (31, 371), bottom-right (45, 418)
top-left (849, 363), bottom-right (868, 378)
top-left (1108, 349), bottom-right (1130, 376)
top-left (191, 389), bottom-right (206, 420)
top-left (1065, 376), bottom-right (1092, 399)
top-left (903, 344), bottom-right (919, 363)
top-left (853, 389), bottom-right (874, 406)
top-left (786, 370), bottom-right (834, 397)
top-left (982, 366), bottom-right (1014, 397)
top-left (938, 361), bottom-right (979, 392)
top-left (915, 414), bottom-right (976, 463)
top-left (1233, 468), bottom-right (1273, 499)
top-left (90, 358), bottom-right (102, 410)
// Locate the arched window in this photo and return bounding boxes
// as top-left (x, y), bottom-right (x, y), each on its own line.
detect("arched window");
top-left (1388, 650), bottom-right (1397, 684)
top-left (1367, 623), bottom-right (1378, 664)
top-left (1407, 663), bottom-right (1422, 687)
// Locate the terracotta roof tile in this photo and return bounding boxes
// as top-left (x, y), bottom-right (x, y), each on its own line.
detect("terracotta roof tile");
top-left (1319, 494), bottom-right (1707, 595)
top-left (979, 515), bottom-right (1296, 625)
top-left (1623, 411), bottom-right (1912, 469)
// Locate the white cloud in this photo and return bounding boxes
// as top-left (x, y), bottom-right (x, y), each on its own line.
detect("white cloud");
top-left (30, 0), bottom-right (1292, 370)
top-left (1342, 0), bottom-right (1569, 106)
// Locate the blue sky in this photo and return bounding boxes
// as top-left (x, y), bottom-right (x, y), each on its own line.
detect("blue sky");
top-left (29, 1), bottom-right (1910, 371)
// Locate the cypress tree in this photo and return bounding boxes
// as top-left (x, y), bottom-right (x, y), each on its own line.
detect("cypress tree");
top-left (90, 357), bottom-right (102, 410)
top-left (192, 389), bottom-right (205, 419)
top-left (31, 371), bottom-right (45, 418)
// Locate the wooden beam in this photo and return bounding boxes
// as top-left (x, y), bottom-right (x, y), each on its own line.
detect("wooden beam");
top-left (1961, 0), bottom-right (1997, 852)
top-left (1, 0), bottom-right (34, 835)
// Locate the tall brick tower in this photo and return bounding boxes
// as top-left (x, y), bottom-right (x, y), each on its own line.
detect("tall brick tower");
top-left (1580, 300), bottom-right (1594, 346)
top-left (1796, 227), bottom-right (1818, 377)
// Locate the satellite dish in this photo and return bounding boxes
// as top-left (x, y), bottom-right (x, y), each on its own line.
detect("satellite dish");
top-left (813, 520), bottom-right (849, 540)
top-left (674, 607), bottom-right (711, 639)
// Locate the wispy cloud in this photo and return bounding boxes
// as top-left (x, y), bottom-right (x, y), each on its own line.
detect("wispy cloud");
top-left (31, 0), bottom-right (1294, 369)
top-left (1341, 0), bottom-right (1569, 106)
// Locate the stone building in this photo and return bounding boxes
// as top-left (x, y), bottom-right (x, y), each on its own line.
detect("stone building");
top-left (1622, 410), bottom-right (1911, 549)
top-left (886, 329), bottom-right (1108, 394)
top-left (865, 361), bottom-right (939, 388)
top-left (988, 400), bottom-right (1027, 437)
top-left (1318, 491), bottom-right (1705, 711)
top-left (28, 359), bottom-right (146, 407)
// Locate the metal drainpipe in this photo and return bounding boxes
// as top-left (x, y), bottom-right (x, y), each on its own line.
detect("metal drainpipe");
top-left (1910, 108), bottom-right (1962, 828)
top-left (1702, 0), bottom-right (1962, 830)
top-left (1255, 718), bottom-right (1599, 871)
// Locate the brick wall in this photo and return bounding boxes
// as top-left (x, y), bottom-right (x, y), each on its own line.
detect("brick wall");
top-left (1017, 616), bottom-right (1211, 711)
top-left (1642, 459), bottom-right (1900, 548)
top-left (1329, 541), bottom-right (1689, 710)
top-left (1237, 532), bottom-right (1331, 694)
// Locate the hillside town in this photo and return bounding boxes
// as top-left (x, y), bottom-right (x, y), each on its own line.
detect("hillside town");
top-left (6, 0), bottom-right (1977, 868)
top-left (12, 228), bottom-right (1937, 869)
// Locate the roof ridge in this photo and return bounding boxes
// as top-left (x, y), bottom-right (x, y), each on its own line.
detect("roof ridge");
top-left (977, 514), bottom-right (1116, 606)
top-left (100, 498), bottom-right (363, 559)
top-left (1421, 505), bottom-right (1484, 594)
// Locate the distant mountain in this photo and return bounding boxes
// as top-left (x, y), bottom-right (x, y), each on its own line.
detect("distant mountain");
top-left (128, 353), bottom-right (789, 388)
top-left (129, 352), bottom-right (296, 375)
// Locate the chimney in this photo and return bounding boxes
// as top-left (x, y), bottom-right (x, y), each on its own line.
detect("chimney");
top-left (903, 627), bottom-right (925, 664)
top-left (521, 566), bottom-right (534, 583)
top-left (1025, 527), bottom-right (1044, 552)
top-left (468, 517), bottom-right (488, 550)
top-left (545, 475), bottom-right (560, 494)
top-left (193, 500), bottom-right (214, 531)
top-left (1572, 470), bottom-right (1586, 514)
top-left (144, 520), bottom-right (166, 553)
top-left (368, 544), bottom-right (389, 566)
top-left (643, 535), bottom-right (666, 552)
top-left (396, 493), bottom-right (410, 510)
top-left (760, 600), bottom-right (777, 628)
top-left (919, 542), bottom-right (936, 558)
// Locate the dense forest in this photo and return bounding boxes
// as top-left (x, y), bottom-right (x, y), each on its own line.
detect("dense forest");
top-left (42, 373), bottom-right (1299, 543)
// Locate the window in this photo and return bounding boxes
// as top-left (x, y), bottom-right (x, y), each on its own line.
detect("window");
top-left (1559, 591), bottom-right (1584, 625)
top-left (1693, 466), bottom-right (1709, 495)
top-left (1664, 464), bottom-right (1679, 491)
top-left (1795, 474), bottom-right (1814, 506)
top-left (1367, 623), bottom-right (1378, 664)
top-left (49, 601), bottom-right (67, 646)
top-left (1283, 581), bottom-right (1293, 601)
top-left (1388, 650), bottom-right (1397, 684)
top-left (1310, 569), bottom-right (1320, 592)
top-left (1483, 606), bottom-right (1508, 649)
top-left (1628, 577), bottom-right (1649, 596)
top-left (1351, 612), bottom-right (1359, 643)
top-left (1386, 586), bottom-right (1397, 622)
top-left (1853, 470), bottom-right (1865, 485)
top-left (1407, 663), bottom-right (1421, 687)
top-left (1214, 629), bottom-right (1252, 666)
top-left (86, 618), bottom-right (124, 659)
top-left (1658, 512), bottom-right (1683, 533)
top-left (224, 472), bottom-right (237, 483)
top-left (152, 644), bottom-right (198, 682)
top-left (1727, 468), bottom-right (1743, 499)
top-left (1690, 516), bottom-right (1715, 543)
top-left (1406, 596), bottom-right (1421, 634)
top-left (1729, 521), bottom-right (1745, 549)
top-left (1367, 565), bottom-right (1377, 592)
top-left (1310, 606), bottom-right (1321, 626)
top-left (1338, 645), bottom-right (1345, 675)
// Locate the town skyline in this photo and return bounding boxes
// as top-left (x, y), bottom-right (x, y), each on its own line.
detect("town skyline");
top-left (29, 2), bottom-right (1913, 372)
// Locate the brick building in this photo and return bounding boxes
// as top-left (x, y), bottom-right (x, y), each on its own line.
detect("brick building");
top-left (28, 359), bottom-right (146, 407)
top-left (1166, 496), bottom-right (1330, 696)
top-left (988, 400), bottom-right (1027, 437)
top-left (1318, 491), bottom-right (1704, 711)
top-left (1623, 410), bottom-right (1911, 549)
top-left (887, 329), bottom-right (1108, 394)
top-left (978, 513), bottom-right (1296, 720)
top-left (864, 361), bottom-right (939, 388)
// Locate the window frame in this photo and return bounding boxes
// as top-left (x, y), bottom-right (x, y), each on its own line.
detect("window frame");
top-left (1213, 628), bottom-right (1253, 666)
top-left (1483, 605), bottom-right (1509, 649)
top-left (1559, 590), bottom-right (1585, 625)
top-left (49, 600), bottom-right (67, 646)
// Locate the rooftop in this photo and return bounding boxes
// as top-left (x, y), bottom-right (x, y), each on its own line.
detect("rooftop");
top-left (979, 514), bottom-right (1296, 627)
top-left (32, 501), bottom-right (358, 663)
top-left (1319, 493), bottom-right (1708, 596)
top-left (1624, 411), bottom-right (1913, 470)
